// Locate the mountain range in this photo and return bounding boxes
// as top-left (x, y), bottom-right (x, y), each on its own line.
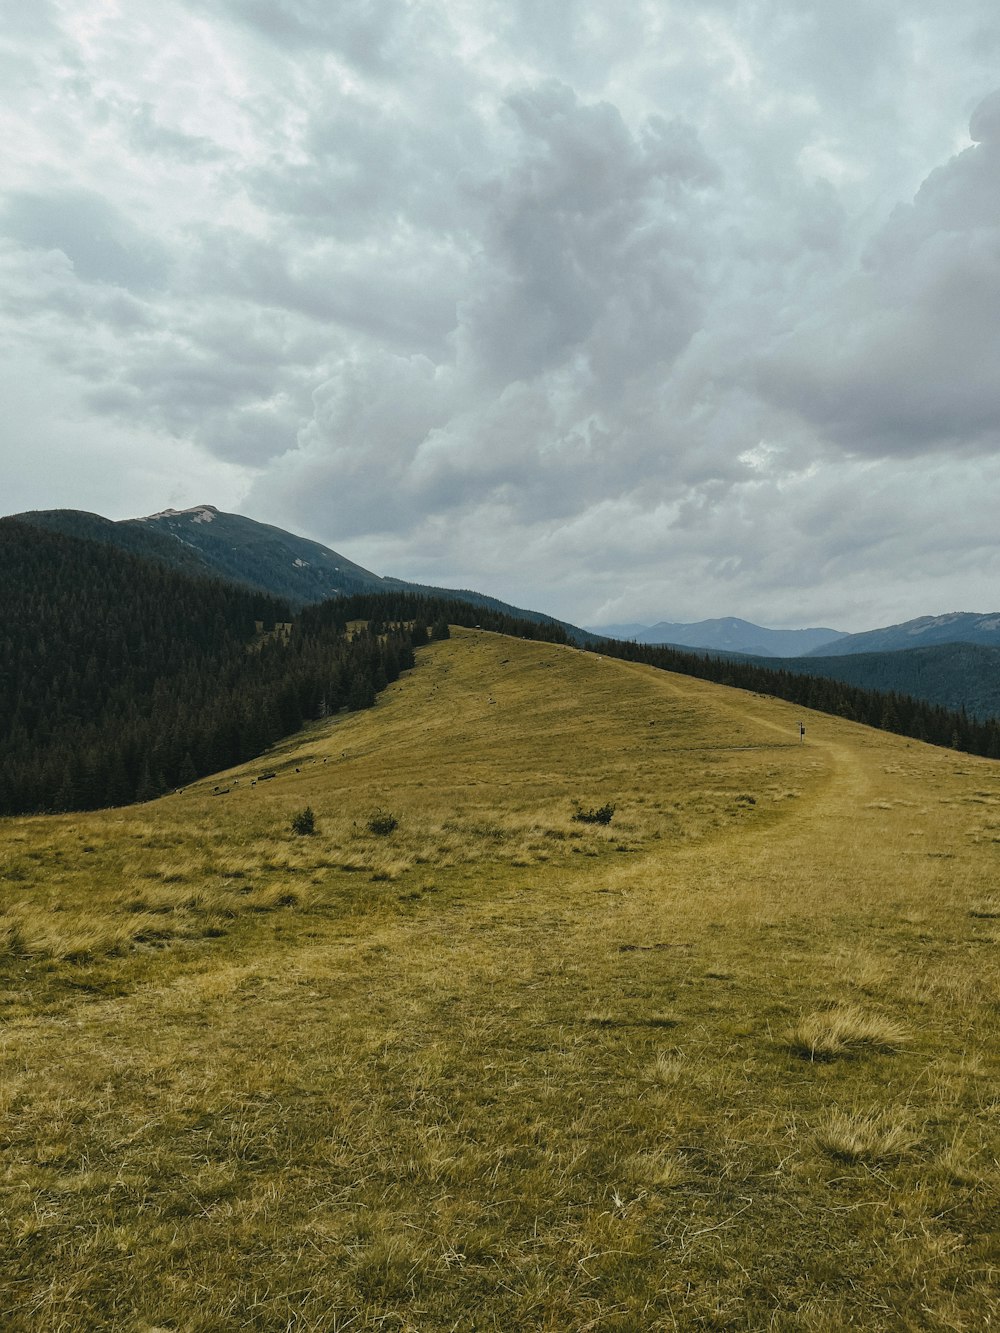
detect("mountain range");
top-left (588, 617), bottom-right (846, 657)
top-left (11, 503), bottom-right (1000, 722)
top-left (802, 612), bottom-right (1000, 656)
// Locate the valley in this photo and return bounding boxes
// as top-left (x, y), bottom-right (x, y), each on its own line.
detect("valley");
top-left (1, 630), bottom-right (998, 1329)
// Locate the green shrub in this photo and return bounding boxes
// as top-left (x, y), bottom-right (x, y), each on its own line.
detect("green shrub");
top-left (291, 806), bottom-right (316, 836)
top-left (367, 810), bottom-right (399, 837)
top-left (572, 803), bottom-right (615, 826)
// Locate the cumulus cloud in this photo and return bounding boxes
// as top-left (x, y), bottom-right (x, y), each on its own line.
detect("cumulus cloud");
top-left (4, 0), bottom-right (1000, 630)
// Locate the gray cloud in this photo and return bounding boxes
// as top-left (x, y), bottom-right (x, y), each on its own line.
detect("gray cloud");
top-left (457, 83), bottom-right (716, 386)
top-left (206, 0), bottom-right (416, 67)
top-left (2, 190), bottom-right (170, 292)
top-left (124, 103), bottom-right (226, 163)
top-left (5, 0), bottom-right (1000, 631)
top-left (759, 89), bottom-right (1000, 458)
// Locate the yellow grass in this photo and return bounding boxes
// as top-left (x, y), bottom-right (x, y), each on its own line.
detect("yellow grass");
top-left (814, 1107), bottom-right (920, 1164)
top-left (786, 1005), bottom-right (909, 1060)
top-left (1, 628), bottom-right (999, 1329)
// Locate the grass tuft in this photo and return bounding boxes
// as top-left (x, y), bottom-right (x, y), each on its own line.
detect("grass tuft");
top-left (623, 1149), bottom-right (691, 1188)
top-left (814, 1107), bottom-right (919, 1164)
top-left (787, 1005), bottom-right (908, 1061)
top-left (649, 1051), bottom-right (687, 1086)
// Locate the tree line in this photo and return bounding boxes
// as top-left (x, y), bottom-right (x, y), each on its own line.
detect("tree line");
top-left (301, 591), bottom-right (571, 645)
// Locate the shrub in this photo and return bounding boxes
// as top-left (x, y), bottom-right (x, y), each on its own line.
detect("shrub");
top-left (367, 809), bottom-right (399, 837)
top-left (572, 803), bottom-right (615, 825)
top-left (291, 806), bottom-right (316, 836)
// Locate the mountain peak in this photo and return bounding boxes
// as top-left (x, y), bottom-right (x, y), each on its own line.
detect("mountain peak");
top-left (139, 504), bottom-right (219, 523)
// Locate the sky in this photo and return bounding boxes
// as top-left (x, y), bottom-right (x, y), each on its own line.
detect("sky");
top-left (3, 1), bottom-right (1000, 631)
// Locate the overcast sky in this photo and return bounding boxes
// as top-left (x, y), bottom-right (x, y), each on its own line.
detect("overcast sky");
top-left (3, 1), bottom-right (1000, 630)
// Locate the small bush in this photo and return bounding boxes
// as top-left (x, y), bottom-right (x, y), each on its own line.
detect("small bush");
top-left (368, 810), bottom-right (399, 837)
top-left (291, 806), bottom-right (316, 836)
top-left (572, 803), bottom-right (615, 825)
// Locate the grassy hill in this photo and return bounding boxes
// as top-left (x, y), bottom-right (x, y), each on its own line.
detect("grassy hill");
top-left (1, 630), bottom-right (998, 1329)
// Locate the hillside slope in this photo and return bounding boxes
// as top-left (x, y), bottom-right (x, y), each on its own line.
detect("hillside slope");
top-left (1, 632), bottom-right (997, 1329)
top-left (0, 518), bottom-right (418, 814)
top-left (658, 639), bottom-right (1000, 721)
top-left (774, 640), bottom-right (1000, 720)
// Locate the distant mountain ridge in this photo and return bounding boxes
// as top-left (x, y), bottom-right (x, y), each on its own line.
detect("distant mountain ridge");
top-left (803, 612), bottom-right (1000, 657)
top-left (590, 616), bottom-right (846, 657)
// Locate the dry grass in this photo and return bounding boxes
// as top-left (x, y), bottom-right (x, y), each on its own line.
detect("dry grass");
top-left (814, 1107), bottom-right (920, 1163)
top-left (0, 629), bottom-right (998, 1329)
top-left (649, 1050), bottom-right (688, 1085)
top-left (787, 1005), bottom-right (909, 1061)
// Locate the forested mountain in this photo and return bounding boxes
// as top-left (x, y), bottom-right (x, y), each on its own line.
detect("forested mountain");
top-left (13, 504), bottom-right (592, 639)
top-left (0, 522), bottom-right (576, 817)
top-left (14, 505), bottom-right (396, 602)
top-left (134, 505), bottom-right (391, 601)
top-left (14, 507), bottom-right (217, 577)
top-left (764, 642), bottom-right (1000, 721)
top-left (644, 640), bottom-right (1000, 722)
top-left (0, 520), bottom-right (419, 815)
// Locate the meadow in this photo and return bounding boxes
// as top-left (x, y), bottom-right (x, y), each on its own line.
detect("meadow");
top-left (0, 628), bottom-right (997, 1330)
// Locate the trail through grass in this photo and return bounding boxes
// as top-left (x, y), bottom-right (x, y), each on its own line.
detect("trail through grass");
top-left (1, 630), bottom-right (998, 1329)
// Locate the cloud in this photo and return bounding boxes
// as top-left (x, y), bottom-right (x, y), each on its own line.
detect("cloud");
top-left (1, 189), bottom-right (170, 292)
top-left (205, 0), bottom-right (416, 67)
top-left (456, 82), bottom-right (717, 386)
top-left (246, 78), bottom-right (723, 546)
top-left (6, 0), bottom-right (1000, 633)
top-left (759, 88), bottom-right (1000, 458)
